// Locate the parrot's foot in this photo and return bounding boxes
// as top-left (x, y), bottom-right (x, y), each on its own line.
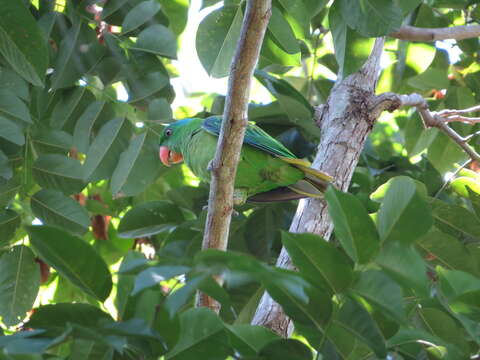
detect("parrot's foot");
top-left (207, 160), bottom-right (214, 172)
top-left (233, 188), bottom-right (248, 206)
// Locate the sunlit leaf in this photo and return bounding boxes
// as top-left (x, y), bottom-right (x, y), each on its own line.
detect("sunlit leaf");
top-left (338, 0), bottom-right (403, 37)
top-left (350, 270), bottom-right (405, 323)
top-left (196, 5), bottom-right (243, 78)
top-left (325, 186), bottom-right (380, 263)
top-left (377, 176), bottom-right (432, 245)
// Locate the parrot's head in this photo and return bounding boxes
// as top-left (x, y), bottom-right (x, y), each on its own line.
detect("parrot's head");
top-left (158, 118), bottom-right (202, 167)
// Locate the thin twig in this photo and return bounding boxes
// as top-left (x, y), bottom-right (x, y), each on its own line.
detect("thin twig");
top-left (371, 92), bottom-right (480, 164)
top-left (197, 0), bottom-right (272, 312)
top-left (433, 159), bottom-right (472, 199)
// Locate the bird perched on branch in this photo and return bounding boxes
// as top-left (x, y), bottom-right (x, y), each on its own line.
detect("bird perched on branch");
top-left (158, 116), bottom-right (332, 205)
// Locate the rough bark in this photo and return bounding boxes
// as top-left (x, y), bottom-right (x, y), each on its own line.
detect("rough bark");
top-left (197, 0), bottom-right (271, 310)
top-left (251, 38), bottom-right (386, 335)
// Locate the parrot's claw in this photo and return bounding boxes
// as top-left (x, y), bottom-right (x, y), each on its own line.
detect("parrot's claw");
top-left (233, 188), bottom-right (248, 206)
top-left (207, 160), bottom-right (214, 172)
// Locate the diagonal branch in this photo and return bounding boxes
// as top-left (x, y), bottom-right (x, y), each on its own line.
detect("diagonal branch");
top-left (371, 92), bottom-right (480, 164)
top-left (197, 0), bottom-right (272, 311)
top-left (251, 37), bottom-right (386, 336)
top-left (390, 24), bottom-right (480, 41)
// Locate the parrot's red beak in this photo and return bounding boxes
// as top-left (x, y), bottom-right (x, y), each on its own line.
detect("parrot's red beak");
top-left (159, 146), bottom-right (183, 167)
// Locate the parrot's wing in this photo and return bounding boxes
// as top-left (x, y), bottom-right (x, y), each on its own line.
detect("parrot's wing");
top-left (202, 116), bottom-right (297, 159)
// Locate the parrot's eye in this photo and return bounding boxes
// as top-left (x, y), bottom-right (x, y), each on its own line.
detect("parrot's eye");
top-left (165, 129), bottom-right (173, 136)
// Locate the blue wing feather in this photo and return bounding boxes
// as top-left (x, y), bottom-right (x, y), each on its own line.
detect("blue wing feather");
top-left (201, 116), bottom-right (296, 159)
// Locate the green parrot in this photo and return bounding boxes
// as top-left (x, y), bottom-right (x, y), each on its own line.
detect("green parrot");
top-left (158, 116), bottom-right (332, 204)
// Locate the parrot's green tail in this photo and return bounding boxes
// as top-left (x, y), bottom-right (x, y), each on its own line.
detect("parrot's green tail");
top-left (280, 157), bottom-right (332, 198)
top-left (247, 158), bottom-right (333, 203)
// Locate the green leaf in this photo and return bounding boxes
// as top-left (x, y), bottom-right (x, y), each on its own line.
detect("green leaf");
top-left (267, 7), bottom-right (300, 55)
top-left (350, 270), bottom-right (405, 323)
top-left (0, 0), bottom-right (48, 86)
top-left (281, 232), bottom-right (353, 293)
top-left (417, 307), bottom-right (469, 354)
top-left (111, 132), bottom-right (163, 196)
top-left (0, 176), bottom-right (20, 208)
top-left (82, 118), bottom-right (131, 182)
top-left (376, 241), bottom-right (429, 296)
top-left (0, 89), bottom-right (32, 124)
top-left (437, 267), bottom-right (480, 303)
top-left (428, 131), bottom-right (468, 174)
top-left (335, 298), bottom-right (387, 357)
top-left (50, 87), bottom-right (96, 130)
top-left (431, 200), bottom-right (480, 241)
top-left (277, 0), bottom-right (312, 38)
top-left (255, 70), bottom-right (317, 137)
top-left (418, 228), bottom-right (479, 276)
top-left (148, 98), bottom-right (173, 121)
top-left (133, 24), bottom-right (177, 59)
top-left (0, 68), bottom-right (29, 101)
top-left (73, 101), bottom-right (116, 154)
top-left (32, 154), bottom-right (86, 195)
top-left (398, 0), bottom-right (422, 14)
top-left (51, 22), bottom-right (106, 89)
top-left (118, 201), bottom-right (186, 238)
top-left (30, 189), bottom-right (90, 235)
top-left (450, 177), bottom-right (480, 198)
top-left (27, 303), bottom-right (113, 330)
top-left (387, 327), bottom-right (465, 359)
top-left (27, 225), bottom-right (112, 301)
top-left (132, 265), bottom-right (190, 295)
top-left (226, 324), bottom-right (278, 357)
top-left (0, 209), bottom-right (21, 245)
top-left (196, 250), bottom-right (332, 328)
top-left (338, 0), bottom-right (403, 37)
top-left (122, 0), bottom-right (161, 34)
top-left (325, 186), bottom-right (380, 263)
top-left (408, 68), bottom-right (450, 91)
top-left (377, 176), bottom-right (433, 245)
top-left (126, 71), bottom-right (169, 103)
top-left (0, 116), bottom-right (24, 145)
top-left (0, 246), bottom-right (40, 326)
top-left (258, 339), bottom-right (313, 360)
top-left (32, 128), bottom-right (73, 154)
top-left (196, 5), bottom-right (243, 78)
top-left (165, 308), bottom-right (232, 360)
top-left (329, 1), bottom-right (374, 78)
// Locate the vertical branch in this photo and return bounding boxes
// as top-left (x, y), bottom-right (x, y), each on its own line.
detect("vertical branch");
top-left (251, 38), bottom-right (386, 335)
top-left (197, 0), bottom-right (272, 311)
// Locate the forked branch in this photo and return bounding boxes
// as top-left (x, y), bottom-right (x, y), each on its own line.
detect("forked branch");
top-left (372, 92), bottom-right (480, 163)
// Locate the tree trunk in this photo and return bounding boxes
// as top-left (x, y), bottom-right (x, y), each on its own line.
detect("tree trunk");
top-left (251, 38), bottom-right (386, 336)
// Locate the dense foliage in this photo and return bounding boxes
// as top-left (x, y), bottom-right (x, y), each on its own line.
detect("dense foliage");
top-left (1, 0), bottom-right (480, 359)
